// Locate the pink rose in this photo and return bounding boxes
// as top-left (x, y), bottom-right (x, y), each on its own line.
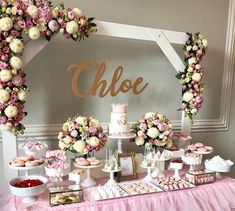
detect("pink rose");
top-left (68, 11), bottom-right (75, 20)
top-left (153, 120), bottom-right (159, 125)
top-left (18, 20), bottom-right (26, 29)
top-left (158, 123), bottom-right (165, 132)
top-left (48, 20), bottom-right (59, 32)
top-left (195, 95), bottom-right (203, 103)
top-left (139, 123), bottom-right (147, 131)
top-left (0, 116), bottom-right (7, 124)
top-left (71, 130), bottom-right (78, 137)
top-left (89, 126), bottom-right (97, 134)
top-left (12, 75), bottom-right (23, 87)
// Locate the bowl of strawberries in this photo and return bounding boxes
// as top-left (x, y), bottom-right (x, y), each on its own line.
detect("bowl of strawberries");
top-left (9, 175), bottom-right (48, 203)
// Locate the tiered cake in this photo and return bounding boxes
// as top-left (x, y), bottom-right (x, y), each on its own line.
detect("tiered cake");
top-left (109, 104), bottom-right (130, 136)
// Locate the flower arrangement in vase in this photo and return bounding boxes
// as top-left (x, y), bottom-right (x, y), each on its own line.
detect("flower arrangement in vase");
top-left (58, 115), bottom-right (107, 156)
top-left (134, 112), bottom-right (173, 149)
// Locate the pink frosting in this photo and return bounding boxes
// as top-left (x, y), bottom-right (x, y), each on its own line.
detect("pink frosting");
top-left (45, 150), bottom-right (67, 161)
top-left (112, 104), bottom-right (127, 113)
top-left (47, 163), bottom-right (69, 169)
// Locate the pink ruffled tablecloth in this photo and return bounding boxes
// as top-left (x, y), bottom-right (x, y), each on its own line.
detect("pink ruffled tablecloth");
top-left (1, 177), bottom-right (235, 211)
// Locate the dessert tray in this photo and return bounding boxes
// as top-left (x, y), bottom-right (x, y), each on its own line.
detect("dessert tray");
top-left (151, 177), bottom-right (195, 191)
top-left (85, 184), bottom-right (128, 201)
top-left (118, 180), bottom-right (163, 195)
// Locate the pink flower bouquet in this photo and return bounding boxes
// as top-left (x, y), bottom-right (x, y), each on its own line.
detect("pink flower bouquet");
top-left (134, 112), bottom-right (173, 148)
top-left (58, 115), bottom-right (107, 155)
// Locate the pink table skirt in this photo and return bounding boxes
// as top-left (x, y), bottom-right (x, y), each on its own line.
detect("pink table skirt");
top-left (1, 177), bottom-right (235, 211)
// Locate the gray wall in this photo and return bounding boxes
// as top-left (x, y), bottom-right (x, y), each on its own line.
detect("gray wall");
top-left (1, 0), bottom-right (234, 186)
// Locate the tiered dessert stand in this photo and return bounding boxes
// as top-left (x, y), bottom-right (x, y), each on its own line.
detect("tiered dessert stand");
top-left (140, 164), bottom-right (155, 181)
top-left (9, 163), bottom-right (44, 176)
top-left (74, 163), bottom-right (103, 187)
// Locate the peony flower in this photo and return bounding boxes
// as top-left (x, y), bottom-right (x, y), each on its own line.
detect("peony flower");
top-left (28, 26), bottom-right (41, 40)
top-left (0, 17), bottom-right (13, 31)
top-left (144, 112), bottom-right (155, 119)
top-left (18, 89), bottom-right (28, 101)
top-left (10, 56), bottom-right (23, 70)
top-left (63, 135), bottom-right (72, 144)
top-left (192, 72), bottom-right (201, 82)
top-left (59, 140), bottom-right (66, 150)
top-left (87, 136), bottom-right (100, 147)
top-left (0, 69), bottom-right (12, 82)
top-left (75, 116), bottom-right (87, 126)
top-left (188, 57), bottom-right (196, 65)
top-left (137, 130), bottom-right (146, 139)
top-left (0, 89), bottom-right (10, 103)
top-left (147, 127), bottom-right (160, 138)
top-left (66, 21), bottom-right (79, 34)
top-left (135, 137), bottom-right (145, 146)
top-left (89, 119), bottom-right (100, 128)
top-left (27, 5), bottom-right (38, 18)
top-left (202, 39), bottom-right (208, 47)
top-left (68, 11), bottom-right (75, 20)
top-left (73, 8), bottom-right (83, 17)
top-left (9, 39), bottom-right (24, 53)
top-left (48, 20), bottom-right (59, 32)
top-left (183, 92), bottom-right (194, 102)
top-left (139, 123), bottom-right (147, 131)
top-left (0, 116), bottom-right (7, 124)
top-left (73, 140), bottom-right (86, 153)
top-left (4, 105), bottom-right (18, 118)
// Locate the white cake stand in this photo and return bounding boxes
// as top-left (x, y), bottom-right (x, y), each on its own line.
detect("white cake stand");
top-left (108, 134), bottom-right (136, 153)
top-left (9, 163), bottom-right (44, 176)
top-left (74, 163), bottom-right (102, 187)
top-left (102, 168), bottom-right (121, 185)
top-left (140, 164), bottom-right (156, 181)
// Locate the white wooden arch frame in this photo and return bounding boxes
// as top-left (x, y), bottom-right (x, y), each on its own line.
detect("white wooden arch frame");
top-left (2, 21), bottom-right (191, 181)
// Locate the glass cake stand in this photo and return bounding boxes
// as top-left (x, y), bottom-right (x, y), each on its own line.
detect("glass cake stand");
top-left (108, 134), bottom-right (136, 153)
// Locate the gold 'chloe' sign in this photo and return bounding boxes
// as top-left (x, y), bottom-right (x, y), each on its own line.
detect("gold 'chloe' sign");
top-left (67, 61), bottom-right (148, 97)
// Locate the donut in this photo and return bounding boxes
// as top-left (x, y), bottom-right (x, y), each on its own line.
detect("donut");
top-left (10, 159), bottom-right (25, 167)
top-left (195, 143), bottom-right (204, 148)
top-left (205, 146), bottom-right (213, 151)
top-left (197, 147), bottom-right (207, 152)
top-left (87, 157), bottom-right (101, 166)
top-left (75, 158), bottom-right (90, 166)
top-left (25, 160), bottom-right (40, 167)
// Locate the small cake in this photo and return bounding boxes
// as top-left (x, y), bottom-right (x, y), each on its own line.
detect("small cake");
top-left (87, 157), bottom-right (101, 166)
top-left (9, 156), bottom-right (44, 167)
top-left (182, 153), bottom-right (202, 165)
top-left (75, 158), bottom-right (90, 166)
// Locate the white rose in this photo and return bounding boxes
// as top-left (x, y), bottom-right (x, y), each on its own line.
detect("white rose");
top-left (59, 140), bottom-right (66, 150)
top-left (75, 116), bottom-right (87, 126)
top-left (0, 89), bottom-right (10, 103)
top-left (18, 89), bottom-right (28, 101)
top-left (202, 39), bottom-right (208, 47)
top-left (157, 114), bottom-right (164, 121)
top-left (135, 137), bottom-right (145, 146)
top-left (188, 67), bottom-right (193, 73)
top-left (186, 46), bottom-right (192, 51)
top-left (62, 122), bottom-right (70, 131)
top-left (73, 8), bottom-right (83, 17)
top-left (0, 17), bottom-right (13, 31)
top-left (87, 136), bottom-right (100, 147)
top-left (63, 135), bottom-right (72, 144)
top-left (147, 127), bottom-right (159, 139)
top-left (191, 108), bottom-right (198, 114)
top-left (10, 56), bottom-right (23, 70)
top-left (9, 39), bottom-right (24, 53)
top-left (73, 140), bottom-right (86, 153)
top-left (82, 148), bottom-right (89, 155)
top-left (89, 119), bottom-right (100, 127)
top-left (28, 26), bottom-right (40, 40)
top-left (188, 57), bottom-right (196, 65)
top-left (192, 73), bottom-right (201, 82)
top-left (66, 21), bottom-right (79, 34)
top-left (183, 92), bottom-right (194, 102)
top-left (0, 69), bottom-right (12, 82)
top-left (4, 105), bottom-right (18, 118)
top-left (159, 133), bottom-right (165, 139)
top-left (145, 112), bottom-right (155, 119)
top-left (27, 5), bottom-right (38, 18)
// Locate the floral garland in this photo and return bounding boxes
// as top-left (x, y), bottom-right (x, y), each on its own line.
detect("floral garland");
top-left (58, 115), bottom-right (107, 155)
top-left (0, 0), bottom-right (96, 134)
top-left (134, 112), bottom-right (173, 149)
top-left (176, 32), bottom-right (208, 123)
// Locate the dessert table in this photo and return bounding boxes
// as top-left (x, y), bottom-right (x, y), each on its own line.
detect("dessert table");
top-left (1, 173), bottom-right (235, 211)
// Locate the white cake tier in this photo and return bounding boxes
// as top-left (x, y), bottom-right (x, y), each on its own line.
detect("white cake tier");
top-left (109, 123), bottom-right (130, 135)
top-left (110, 112), bottom-right (128, 125)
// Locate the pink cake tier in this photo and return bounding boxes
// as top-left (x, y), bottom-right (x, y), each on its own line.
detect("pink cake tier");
top-left (112, 104), bottom-right (127, 113)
